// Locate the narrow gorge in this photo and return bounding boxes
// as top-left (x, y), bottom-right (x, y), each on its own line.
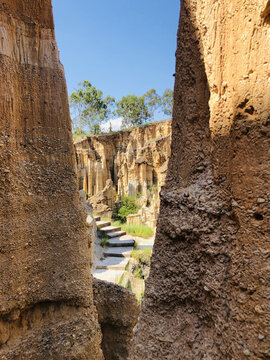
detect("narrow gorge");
top-left (75, 119), bottom-right (171, 228)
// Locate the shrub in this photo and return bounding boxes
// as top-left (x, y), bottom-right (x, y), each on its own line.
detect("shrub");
top-left (131, 249), bottom-right (152, 280)
top-left (148, 184), bottom-right (158, 194)
top-left (112, 196), bottom-right (140, 223)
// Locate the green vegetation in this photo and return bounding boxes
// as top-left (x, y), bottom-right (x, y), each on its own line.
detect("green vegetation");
top-left (70, 81), bottom-right (173, 136)
top-left (131, 248), bottom-right (152, 263)
top-left (118, 273), bottom-right (125, 286)
top-left (161, 88), bottom-right (174, 116)
top-left (100, 217), bottom-right (111, 222)
top-left (116, 88), bottom-right (173, 129)
top-left (146, 136), bottom-right (162, 144)
top-left (112, 196), bottom-right (140, 223)
top-left (138, 290), bottom-right (145, 305)
top-left (148, 184), bottom-right (158, 193)
top-left (126, 280), bottom-right (132, 292)
top-left (136, 191), bottom-right (142, 198)
top-left (144, 89), bottom-right (161, 121)
top-left (97, 229), bottom-right (109, 247)
top-left (100, 236), bottom-right (109, 247)
top-left (131, 249), bottom-right (152, 279)
top-left (116, 94), bottom-right (150, 129)
top-left (70, 80), bottom-right (115, 134)
top-left (112, 221), bottom-right (153, 239)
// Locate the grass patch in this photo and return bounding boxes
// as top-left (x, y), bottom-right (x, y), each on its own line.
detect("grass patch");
top-left (100, 217), bottom-right (111, 222)
top-left (126, 280), bottom-right (132, 292)
top-left (100, 236), bottom-right (109, 246)
top-left (145, 136), bottom-right (162, 144)
top-left (97, 229), bottom-right (109, 247)
top-left (137, 290), bottom-right (145, 305)
top-left (133, 267), bottom-right (143, 279)
top-left (131, 248), bottom-right (152, 264)
top-left (118, 273), bottom-right (125, 286)
top-left (111, 222), bottom-right (153, 239)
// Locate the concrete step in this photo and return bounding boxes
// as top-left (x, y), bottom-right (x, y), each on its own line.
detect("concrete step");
top-left (96, 257), bottom-right (129, 270)
top-left (94, 216), bottom-right (101, 222)
top-left (92, 269), bottom-right (125, 284)
top-left (104, 246), bottom-right (133, 258)
top-left (97, 221), bottom-right (111, 229)
top-left (100, 225), bottom-right (121, 233)
top-left (107, 230), bottom-right (126, 238)
top-left (108, 235), bottom-right (135, 247)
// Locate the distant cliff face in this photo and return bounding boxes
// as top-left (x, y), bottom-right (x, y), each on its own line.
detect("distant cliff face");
top-left (130, 0), bottom-right (270, 359)
top-left (75, 120), bottom-right (172, 226)
top-left (0, 1), bottom-right (102, 358)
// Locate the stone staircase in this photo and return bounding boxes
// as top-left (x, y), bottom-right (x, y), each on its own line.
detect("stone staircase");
top-left (92, 216), bottom-right (135, 283)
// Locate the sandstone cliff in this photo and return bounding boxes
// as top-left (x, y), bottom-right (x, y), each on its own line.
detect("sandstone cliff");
top-left (130, 0), bottom-right (270, 359)
top-left (75, 120), bottom-right (171, 227)
top-left (0, 2), bottom-right (103, 358)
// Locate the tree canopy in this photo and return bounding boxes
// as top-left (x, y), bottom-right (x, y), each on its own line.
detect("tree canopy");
top-left (116, 95), bottom-right (150, 129)
top-left (161, 88), bottom-right (174, 116)
top-left (69, 81), bottom-right (173, 134)
top-left (144, 89), bottom-right (161, 121)
top-left (69, 81), bottom-right (115, 134)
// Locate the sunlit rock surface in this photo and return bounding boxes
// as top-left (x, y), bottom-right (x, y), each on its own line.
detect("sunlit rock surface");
top-left (0, 1), bottom-right (103, 358)
top-left (75, 120), bottom-right (172, 227)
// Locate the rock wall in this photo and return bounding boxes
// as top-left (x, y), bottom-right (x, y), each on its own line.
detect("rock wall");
top-left (75, 120), bottom-right (171, 226)
top-left (93, 279), bottom-right (140, 360)
top-left (0, 2), bottom-right (103, 358)
top-left (130, 0), bottom-right (270, 359)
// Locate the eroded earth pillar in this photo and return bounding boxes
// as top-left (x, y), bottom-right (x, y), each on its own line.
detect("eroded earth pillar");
top-left (0, 1), bottom-right (103, 358)
top-left (130, 0), bottom-right (270, 358)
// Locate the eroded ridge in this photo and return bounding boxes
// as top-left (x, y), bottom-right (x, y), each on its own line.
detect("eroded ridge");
top-left (0, 1), bottom-right (103, 358)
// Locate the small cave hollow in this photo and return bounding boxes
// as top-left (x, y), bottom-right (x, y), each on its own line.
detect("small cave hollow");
top-left (254, 213), bottom-right (264, 221)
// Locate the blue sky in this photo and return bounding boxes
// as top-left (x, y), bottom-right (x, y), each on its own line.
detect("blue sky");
top-left (52, 0), bottom-right (180, 103)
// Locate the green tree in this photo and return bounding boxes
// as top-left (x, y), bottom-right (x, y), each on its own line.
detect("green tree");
top-left (161, 88), bottom-right (174, 117)
top-left (116, 94), bottom-right (150, 129)
top-left (69, 81), bottom-right (115, 134)
top-left (144, 89), bottom-right (161, 121)
top-left (112, 196), bottom-right (140, 223)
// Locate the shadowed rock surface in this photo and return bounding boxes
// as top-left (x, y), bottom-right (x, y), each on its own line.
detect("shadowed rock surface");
top-left (130, 0), bottom-right (270, 359)
top-left (0, 1), bottom-right (102, 358)
top-left (93, 279), bottom-right (140, 360)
